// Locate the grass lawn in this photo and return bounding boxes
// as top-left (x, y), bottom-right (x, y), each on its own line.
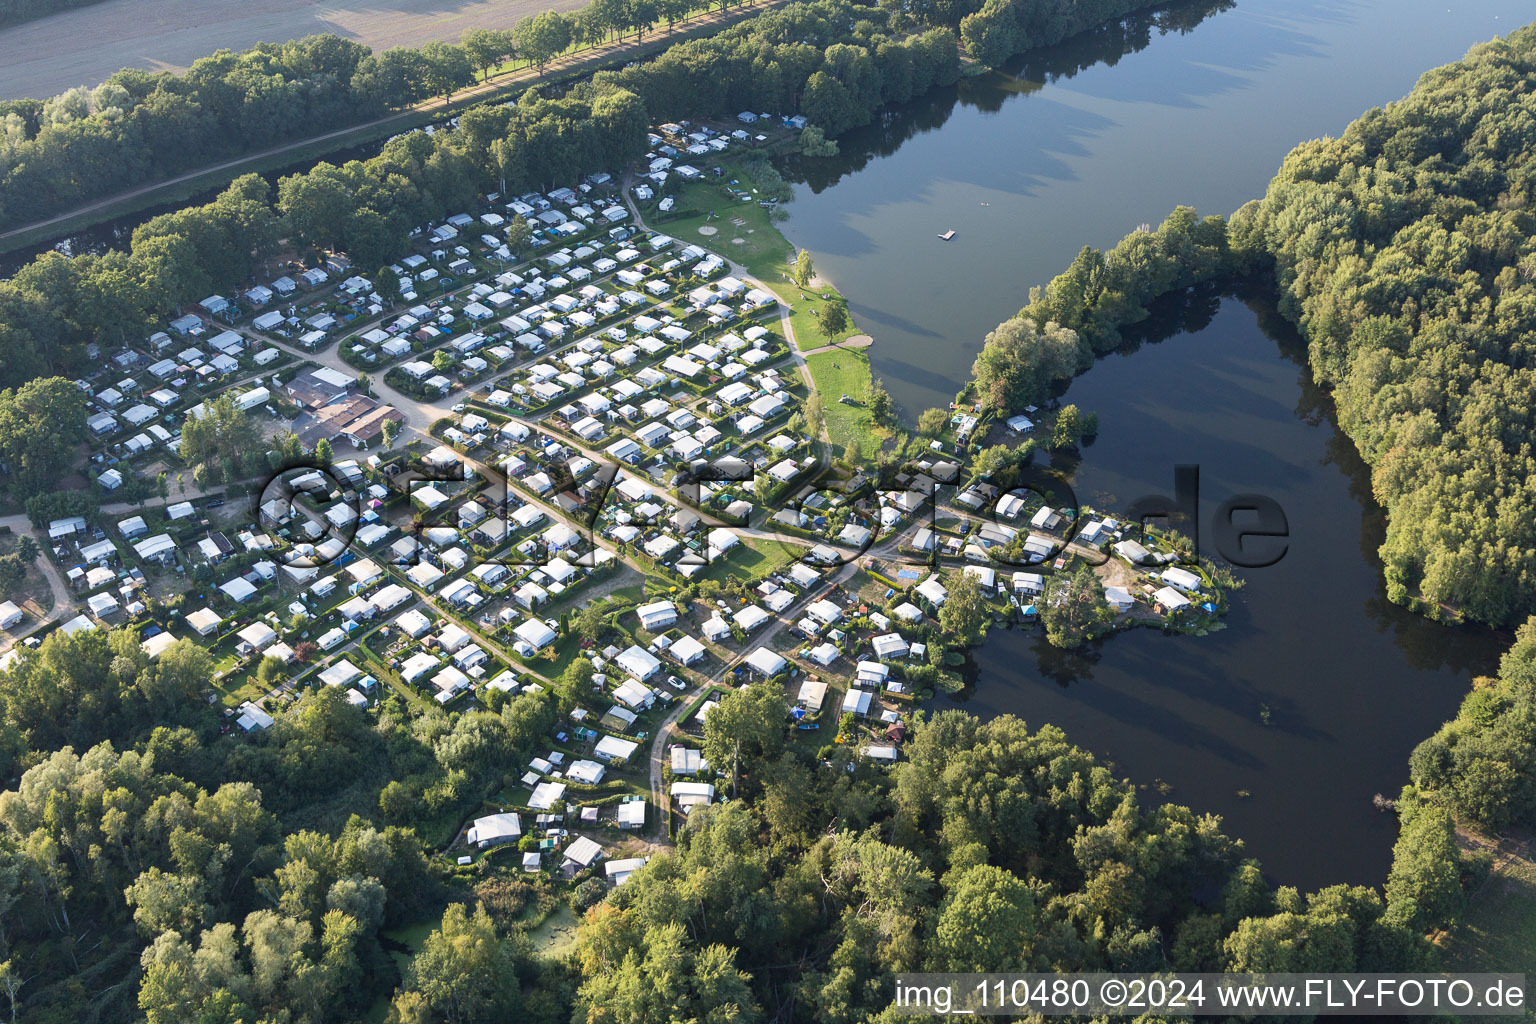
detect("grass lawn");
top-left (212, 672), bottom-right (264, 708)
top-left (655, 178), bottom-right (795, 284)
top-left (1443, 834), bottom-right (1536, 1016)
top-left (522, 633), bottom-right (585, 681)
top-left (210, 646), bottom-right (263, 707)
top-left (783, 283), bottom-right (863, 352)
top-left (544, 566), bottom-right (646, 618)
top-left (655, 175), bottom-right (860, 353)
top-left (353, 641), bottom-right (437, 713)
top-left (0, 537), bottom-right (55, 622)
top-left (608, 583), bottom-right (646, 603)
top-left (701, 536), bottom-right (802, 583)
top-left (803, 351), bottom-right (892, 459)
top-left (657, 157), bottom-right (895, 460)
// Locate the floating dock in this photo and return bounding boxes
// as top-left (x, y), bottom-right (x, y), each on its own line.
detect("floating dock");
top-left (938, 229), bottom-right (956, 240)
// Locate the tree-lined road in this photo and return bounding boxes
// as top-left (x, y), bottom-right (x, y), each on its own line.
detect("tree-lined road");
top-left (0, 0), bottom-right (788, 246)
top-left (0, 0), bottom-right (589, 101)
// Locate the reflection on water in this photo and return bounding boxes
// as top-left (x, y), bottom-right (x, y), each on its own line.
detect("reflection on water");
top-left (4, 0), bottom-right (1524, 892)
top-left (945, 293), bottom-right (1504, 890)
top-left (778, 0), bottom-right (1532, 419)
top-left (770, 0), bottom-right (1526, 887)
top-left (785, 0), bottom-right (1240, 195)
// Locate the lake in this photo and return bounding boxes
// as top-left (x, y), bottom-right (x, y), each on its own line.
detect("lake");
top-left (780, 0), bottom-right (1530, 418)
top-left (8, 0), bottom-right (1523, 888)
top-left (774, 0), bottom-right (1530, 888)
top-left (943, 290), bottom-right (1504, 891)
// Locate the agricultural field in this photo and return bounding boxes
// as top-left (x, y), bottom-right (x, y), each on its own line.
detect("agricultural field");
top-left (0, 0), bottom-right (588, 99)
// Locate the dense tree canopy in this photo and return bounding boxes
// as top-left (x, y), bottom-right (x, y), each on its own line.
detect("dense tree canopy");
top-left (595, 0), bottom-right (961, 131)
top-left (179, 392), bottom-right (261, 485)
top-left (563, 712), bottom-right (1437, 1023)
top-left (1410, 616), bottom-right (1536, 832)
top-left (970, 315), bottom-right (1084, 414)
top-left (0, 377), bottom-right (87, 497)
top-left (1040, 562), bottom-right (1113, 648)
top-left (1019, 25), bottom-right (1536, 627)
top-left (1227, 25), bottom-right (1536, 625)
top-left (0, 36), bottom-right (381, 231)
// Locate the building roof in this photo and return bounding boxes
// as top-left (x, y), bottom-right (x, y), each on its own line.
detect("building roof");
top-left (614, 645), bottom-right (661, 680)
top-left (595, 735), bottom-right (639, 762)
top-left (528, 781), bottom-right (567, 810)
top-left (563, 835), bottom-right (603, 868)
top-left (467, 812), bottom-right (522, 845)
top-left (744, 647), bottom-right (786, 676)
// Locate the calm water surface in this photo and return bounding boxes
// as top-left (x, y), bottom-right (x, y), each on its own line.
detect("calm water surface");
top-left (946, 293), bottom-right (1504, 890)
top-left (9, 0), bottom-right (1525, 887)
top-left (781, 0), bottom-right (1531, 417)
top-left (773, 0), bottom-right (1529, 888)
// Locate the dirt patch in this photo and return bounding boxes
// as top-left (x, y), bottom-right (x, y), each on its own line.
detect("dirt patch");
top-left (1090, 550), bottom-right (1138, 588)
top-left (697, 225), bottom-right (718, 236)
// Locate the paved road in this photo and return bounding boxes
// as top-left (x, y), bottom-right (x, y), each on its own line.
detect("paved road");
top-left (642, 556), bottom-right (856, 835)
top-left (0, 0), bottom-right (787, 244)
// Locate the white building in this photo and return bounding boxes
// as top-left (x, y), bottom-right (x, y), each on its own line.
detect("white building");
top-left (635, 600), bottom-right (677, 631)
top-left (467, 812), bottom-right (522, 848)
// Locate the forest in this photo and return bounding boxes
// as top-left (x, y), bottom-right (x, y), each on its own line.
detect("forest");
top-left (0, 0), bottom-right (1182, 233)
top-left (0, 619), bottom-right (1464, 1022)
top-left (1410, 617), bottom-right (1536, 833)
top-left (1006, 22), bottom-right (1536, 630)
top-left (592, 0), bottom-right (1181, 133)
top-left (1231, 23), bottom-right (1536, 628)
top-left (0, 36), bottom-right (389, 231)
